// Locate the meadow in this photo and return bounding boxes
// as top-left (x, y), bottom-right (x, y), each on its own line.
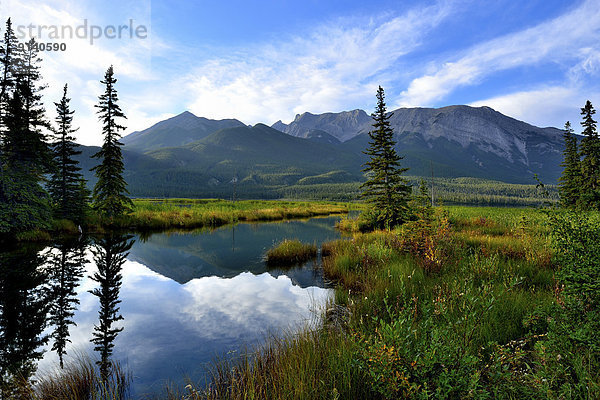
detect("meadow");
top-left (120, 199), bottom-right (351, 230)
top-left (195, 205), bottom-right (598, 399)
top-left (22, 204), bottom-right (600, 399)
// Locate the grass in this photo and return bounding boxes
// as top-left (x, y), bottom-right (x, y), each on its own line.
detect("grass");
top-left (8, 199), bottom-right (350, 241)
top-left (26, 204), bottom-right (596, 398)
top-left (201, 328), bottom-right (372, 400)
top-left (175, 205), bottom-right (567, 399)
top-left (99, 199), bottom-right (349, 231)
top-left (265, 239), bottom-right (317, 266)
top-left (13, 357), bottom-right (130, 400)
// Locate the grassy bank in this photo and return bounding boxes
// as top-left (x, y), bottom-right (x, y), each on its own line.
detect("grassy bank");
top-left (11, 199), bottom-right (352, 241)
top-left (192, 206), bottom-right (599, 399)
top-left (26, 205), bottom-right (600, 398)
top-left (13, 358), bottom-right (129, 400)
top-left (103, 199), bottom-right (349, 231)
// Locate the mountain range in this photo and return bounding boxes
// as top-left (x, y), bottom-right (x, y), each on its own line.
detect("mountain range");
top-left (75, 105), bottom-right (566, 199)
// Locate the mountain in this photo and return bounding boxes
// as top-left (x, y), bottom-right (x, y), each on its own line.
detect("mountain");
top-left (272, 109), bottom-right (371, 142)
top-left (75, 105), bottom-right (566, 199)
top-left (304, 130), bottom-right (341, 145)
top-left (121, 111), bottom-right (246, 152)
top-left (140, 123), bottom-right (360, 182)
top-left (273, 105), bottom-right (564, 183)
top-left (338, 105), bottom-right (565, 183)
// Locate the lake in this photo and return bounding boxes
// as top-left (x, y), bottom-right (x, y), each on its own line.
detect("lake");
top-left (0, 215), bottom-right (345, 396)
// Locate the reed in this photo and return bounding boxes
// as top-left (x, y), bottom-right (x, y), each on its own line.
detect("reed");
top-left (22, 357), bottom-right (130, 400)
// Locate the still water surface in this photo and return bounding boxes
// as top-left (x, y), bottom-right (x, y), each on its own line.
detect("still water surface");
top-left (1, 215), bottom-right (344, 396)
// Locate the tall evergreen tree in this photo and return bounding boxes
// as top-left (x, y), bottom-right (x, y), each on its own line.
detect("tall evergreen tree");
top-left (361, 86), bottom-right (411, 228)
top-left (578, 100), bottom-right (600, 209)
top-left (48, 84), bottom-right (89, 223)
top-left (91, 66), bottom-right (132, 219)
top-left (558, 121), bottom-right (581, 208)
top-left (0, 37), bottom-right (52, 233)
top-left (0, 18), bottom-right (23, 126)
top-left (0, 79), bottom-right (51, 233)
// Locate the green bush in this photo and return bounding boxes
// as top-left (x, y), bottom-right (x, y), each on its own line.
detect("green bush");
top-left (526, 211), bottom-right (600, 398)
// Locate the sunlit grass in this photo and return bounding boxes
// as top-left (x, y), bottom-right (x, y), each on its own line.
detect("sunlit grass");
top-left (122, 199), bottom-right (349, 231)
top-left (265, 239), bottom-right (317, 266)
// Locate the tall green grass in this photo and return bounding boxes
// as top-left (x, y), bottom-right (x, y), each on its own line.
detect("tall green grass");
top-left (193, 206), bottom-right (565, 398)
top-left (19, 357), bottom-right (130, 400)
top-left (265, 239), bottom-right (317, 266)
top-left (28, 205), bottom-right (588, 398)
top-left (200, 328), bottom-right (373, 400)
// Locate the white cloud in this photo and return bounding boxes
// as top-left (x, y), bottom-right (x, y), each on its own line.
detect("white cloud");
top-left (470, 85), bottom-right (600, 131)
top-left (397, 0), bottom-right (600, 109)
top-left (180, 1), bottom-right (457, 125)
top-left (0, 0), bottom-right (165, 145)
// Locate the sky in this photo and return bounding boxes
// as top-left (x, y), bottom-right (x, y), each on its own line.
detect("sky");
top-left (2, 0), bottom-right (599, 145)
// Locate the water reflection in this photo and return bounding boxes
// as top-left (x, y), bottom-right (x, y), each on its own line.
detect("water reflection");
top-left (0, 216), bottom-right (341, 395)
top-left (47, 238), bottom-right (87, 368)
top-left (89, 235), bottom-right (133, 380)
top-left (127, 216), bottom-right (342, 285)
top-left (0, 243), bottom-right (49, 396)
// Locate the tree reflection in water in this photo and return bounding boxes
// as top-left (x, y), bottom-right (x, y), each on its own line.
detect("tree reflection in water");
top-left (0, 243), bottom-right (49, 396)
top-left (47, 238), bottom-right (87, 368)
top-left (89, 234), bottom-right (133, 380)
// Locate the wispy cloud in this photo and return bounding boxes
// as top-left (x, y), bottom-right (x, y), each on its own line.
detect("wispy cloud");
top-left (397, 0), bottom-right (600, 112)
top-left (179, 1), bottom-right (457, 125)
top-left (469, 86), bottom-right (594, 130)
top-left (2, 0), bottom-right (595, 144)
top-left (0, 0), bottom-right (168, 145)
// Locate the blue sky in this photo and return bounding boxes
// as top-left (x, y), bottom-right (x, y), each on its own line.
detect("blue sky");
top-left (3, 0), bottom-right (599, 145)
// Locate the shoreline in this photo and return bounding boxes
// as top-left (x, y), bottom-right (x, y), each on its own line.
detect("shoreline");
top-left (4, 198), bottom-right (355, 243)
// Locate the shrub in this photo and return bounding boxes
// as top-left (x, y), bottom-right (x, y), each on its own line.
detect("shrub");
top-left (525, 211), bottom-right (600, 397)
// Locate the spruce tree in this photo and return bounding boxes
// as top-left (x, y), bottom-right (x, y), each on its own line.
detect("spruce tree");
top-left (578, 100), bottom-right (600, 209)
top-left (0, 37), bottom-right (52, 233)
top-left (91, 66), bottom-right (132, 219)
top-left (361, 86), bottom-right (411, 228)
top-left (0, 18), bottom-right (22, 126)
top-left (48, 84), bottom-right (89, 223)
top-left (558, 121), bottom-right (581, 208)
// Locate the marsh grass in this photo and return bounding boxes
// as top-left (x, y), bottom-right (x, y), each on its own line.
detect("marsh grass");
top-left (21, 205), bottom-right (585, 398)
top-left (23, 356), bottom-right (130, 400)
top-left (201, 205), bottom-right (565, 398)
top-left (265, 239), bottom-right (318, 266)
top-left (112, 199), bottom-right (349, 231)
top-left (11, 199), bottom-right (349, 242)
top-left (199, 328), bottom-right (373, 400)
